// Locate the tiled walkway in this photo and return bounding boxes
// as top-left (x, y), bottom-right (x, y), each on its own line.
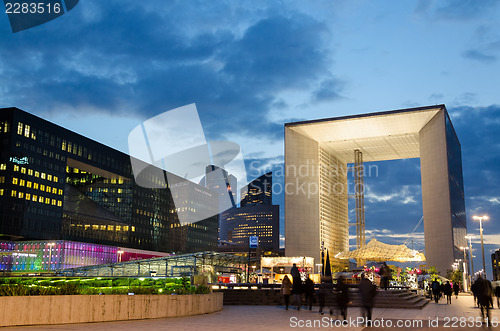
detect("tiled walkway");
top-left (7, 293), bottom-right (500, 330)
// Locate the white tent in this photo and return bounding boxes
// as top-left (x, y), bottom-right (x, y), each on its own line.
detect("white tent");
top-left (335, 238), bottom-right (426, 262)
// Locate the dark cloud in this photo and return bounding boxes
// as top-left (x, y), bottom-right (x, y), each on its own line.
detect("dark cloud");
top-left (0, 1), bottom-right (337, 142)
top-left (462, 50), bottom-right (497, 63)
top-left (312, 78), bottom-right (344, 102)
top-left (418, 0), bottom-right (500, 20)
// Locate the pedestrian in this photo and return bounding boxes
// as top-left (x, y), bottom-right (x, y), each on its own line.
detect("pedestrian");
top-left (318, 276), bottom-right (333, 315)
top-left (336, 275), bottom-right (349, 320)
top-left (453, 282), bottom-right (459, 299)
top-left (281, 276), bottom-right (292, 310)
top-left (379, 262), bottom-right (392, 290)
top-left (304, 275), bottom-right (315, 310)
top-left (471, 281), bottom-right (478, 307)
top-left (358, 273), bottom-right (377, 326)
top-left (444, 281), bottom-right (452, 304)
top-left (427, 284), bottom-right (433, 300)
top-left (290, 263), bottom-right (303, 310)
top-left (495, 285), bottom-right (500, 308)
top-left (475, 275), bottom-right (492, 325)
top-left (431, 279), bottom-right (440, 304)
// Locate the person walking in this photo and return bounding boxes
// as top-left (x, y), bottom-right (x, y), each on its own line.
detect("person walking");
top-left (476, 275), bottom-right (492, 325)
top-left (471, 281), bottom-right (479, 307)
top-left (453, 282), bottom-right (459, 299)
top-left (444, 281), bottom-right (452, 304)
top-left (358, 273), bottom-right (377, 325)
top-left (281, 276), bottom-right (292, 310)
top-left (304, 275), bottom-right (315, 310)
top-left (431, 279), bottom-right (441, 304)
top-left (336, 275), bottom-right (349, 320)
top-left (379, 262), bottom-right (391, 291)
top-left (318, 276), bottom-right (333, 315)
top-left (290, 263), bottom-right (302, 310)
top-left (495, 285), bottom-right (500, 308)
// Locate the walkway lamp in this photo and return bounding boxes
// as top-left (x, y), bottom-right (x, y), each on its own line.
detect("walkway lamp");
top-left (473, 215), bottom-right (489, 278)
top-left (465, 235), bottom-right (474, 279)
top-left (460, 247), bottom-right (469, 291)
top-left (47, 242), bottom-right (55, 271)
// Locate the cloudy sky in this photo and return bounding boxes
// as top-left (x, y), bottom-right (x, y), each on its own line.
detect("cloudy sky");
top-left (1, 0), bottom-right (499, 277)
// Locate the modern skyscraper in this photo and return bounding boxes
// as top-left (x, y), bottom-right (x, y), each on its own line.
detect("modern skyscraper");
top-left (240, 172), bottom-right (272, 207)
top-left (284, 105), bottom-right (467, 274)
top-left (219, 172), bottom-right (279, 252)
top-left (0, 107), bottom-right (218, 253)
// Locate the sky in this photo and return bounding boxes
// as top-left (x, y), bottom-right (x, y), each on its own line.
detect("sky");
top-left (1, 0), bottom-right (499, 278)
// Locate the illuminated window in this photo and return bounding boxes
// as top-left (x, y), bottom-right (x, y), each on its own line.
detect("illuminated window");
top-left (26, 181), bottom-right (32, 188)
top-left (41, 173), bottom-right (46, 179)
top-left (40, 184), bottom-right (45, 191)
top-left (52, 187), bottom-right (57, 194)
top-left (13, 165), bottom-right (19, 172)
top-left (17, 122), bottom-right (23, 135)
top-left (38, 196), bottom-right (43, 203)
top-left (19, 179), bottom-right (25, 186)
top-left (117, 198), bottom-right (122, 202)
top-left (21, 167), bottom-right (26, 174)
top-left (3, 121), bottom-right (9, 133)
top-left (24, 124), bottom-right (30, 137)
top-left (46, 186), bottom-right (51, 192)
top-left (131, 226), bottom-right (135, 232)
top-left (92, 225), bottom-right (99, 230)
top-left (47, 174), bottom-right (52, 181)
top-left (58, 189), bottom-right (63, 195)
top-left (0, 189), bottom-right (3, 196)
top-left (0, 176), bottom-right (4, 183)
top-left (116, 226), bottom-right (121, 231)
top-left (26, 193), bottom-right (31, 200)
top-left (53, 176), bottom-right (58, 183)
top-left (28, 169), bottom-right (33, 176)
top-left (33, 183), bottom-right (38, 189)
top-left (51, 199), bottom-right (56, 205)
top-left (45, 197), bottom-right (50, 204)
top-left (18, 192), bottom-right (24, 199)
top-left (32, 195), bottom-right (37, 202)
top-left (0, 164), bottom-right (6, 170)
top-left (34, 171), bottom-right (39, 178)
top-left (31, 131), bottom-right (36, 140)
top-left (11, 190), bottom-right (17, 197)
top-left (57, 201), bottom-right (62, 207)
top-left (124, 226), bottom-right (129, 231)
top-left (118, 189), bottom-right (123, 194)
top-left (67, 142), bottom-right (72, 153)
top-left (100, 225), bottom-right (106, 231)
top-left (107, 225), bottom-right (114, 231)
top-left (12, 178), bottom-right (18, 185)
top-left (62, 140), bottom-right (66, 151)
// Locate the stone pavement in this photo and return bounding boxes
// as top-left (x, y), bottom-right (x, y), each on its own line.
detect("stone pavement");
top-left (7, 293), bottom-right (500, 330)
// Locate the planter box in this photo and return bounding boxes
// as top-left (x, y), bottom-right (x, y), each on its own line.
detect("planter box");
top-left (0, 292), bottom-right (223, 327)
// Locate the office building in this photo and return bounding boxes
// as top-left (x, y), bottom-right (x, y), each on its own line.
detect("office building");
top-left (284, 105), bottom-right (467, 274)
top-left (492, 249), bottom-right (500, 281)
top-left (240, 172), bottom-right (272, 207)
top-left (0, 107), bottom-right (218, 254)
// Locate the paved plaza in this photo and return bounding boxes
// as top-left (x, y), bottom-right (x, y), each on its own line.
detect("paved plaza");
top-left (7, 293), bottom-right (500, 330)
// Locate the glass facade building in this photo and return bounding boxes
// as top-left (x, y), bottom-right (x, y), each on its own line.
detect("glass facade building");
top-left (0, 107), bottom-right (218, 254)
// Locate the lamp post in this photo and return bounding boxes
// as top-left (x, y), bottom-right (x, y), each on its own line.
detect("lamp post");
top-left (473, 215), bottom-right (489, 278)
top-left (465, 235), bottom-right (474, 280)
top-left (47, 243), bottom-right (55, 271)
top-left (117, 250), bottom-right (124, 263)
top-left (460, 247), bottom-right (469, 291)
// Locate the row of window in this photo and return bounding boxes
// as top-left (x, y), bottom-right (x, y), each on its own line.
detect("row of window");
top-left (17, 122), bottom-right (36, 140)
top-left (1, 164), bottom-right (60, 183)
top-left (69, 223), bottom-right (135, 232)
top-left (10, 177), bottom-right (63, 195)
top-left (7, 189), bottom-right (63, 206)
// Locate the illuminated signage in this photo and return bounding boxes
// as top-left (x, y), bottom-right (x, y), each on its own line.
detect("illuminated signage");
top-left (9, 156), bottom-right (29, 165)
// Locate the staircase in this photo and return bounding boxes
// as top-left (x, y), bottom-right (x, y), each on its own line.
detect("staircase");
top-left (218, 288), bottom-right (429, 309)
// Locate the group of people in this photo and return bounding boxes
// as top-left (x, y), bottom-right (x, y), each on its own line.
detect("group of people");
top-left (280, 263), bottom-right (377, 322)
top-left (428, 279), bottom-right (459, 304)
top-left (470, 275), bottom-right (500, 324)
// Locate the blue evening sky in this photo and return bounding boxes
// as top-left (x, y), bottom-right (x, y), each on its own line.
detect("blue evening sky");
top-left (1, 0), bottom-right (499, 277)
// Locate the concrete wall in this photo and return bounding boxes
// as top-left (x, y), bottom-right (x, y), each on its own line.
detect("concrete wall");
top-left (419, 109), bottom-right (454, 275)
top-left (284, 127), bottom-right (320, 263)
top-left (0, 293), bottom-right (223, 327)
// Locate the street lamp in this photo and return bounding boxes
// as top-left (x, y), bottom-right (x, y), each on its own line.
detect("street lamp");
top-left (460, 247), bottom-right (469, 291)
top-left (316, 263), bottom-right (323, 275)
top-left (473, 215), bottom-right (489, 278)
top-left (117, 250), bottom-right (124, 263)
top-left (47, 243), bottom-right (55, 271)
top-left (465, 235), bottom-right (474, 279)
